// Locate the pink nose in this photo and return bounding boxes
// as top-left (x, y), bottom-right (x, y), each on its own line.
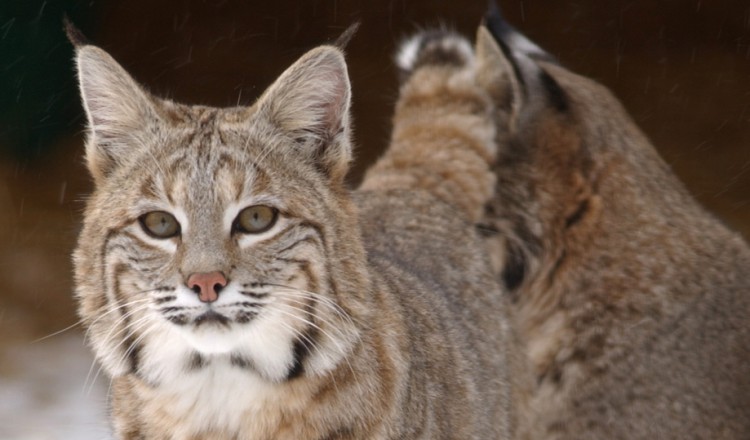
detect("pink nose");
top-left (187, 271), bottom-right (227, 303)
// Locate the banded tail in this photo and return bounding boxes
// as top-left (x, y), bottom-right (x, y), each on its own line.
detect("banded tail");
top-left (361, 30), bottom-right (497, 222)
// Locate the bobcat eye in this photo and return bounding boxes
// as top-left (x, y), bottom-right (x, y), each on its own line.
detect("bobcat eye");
top-left (234, 205), bottom-right (278, 234)
top-left (139, 211), bottom-right (180, 239)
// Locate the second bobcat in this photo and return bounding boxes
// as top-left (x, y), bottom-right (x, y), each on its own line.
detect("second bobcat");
top-left (474, 7), bottom-right (750, 440)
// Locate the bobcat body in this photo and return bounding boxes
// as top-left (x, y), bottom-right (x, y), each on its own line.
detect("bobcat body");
top-left (475, 10), bottom-right (750, 439)
top-left (71, 28), bottom-right (524, 439)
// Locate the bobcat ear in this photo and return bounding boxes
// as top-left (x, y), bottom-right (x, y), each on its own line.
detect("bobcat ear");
top-left (74, 45), bottom-right (159, 183)
top-left (480, 2), bottom-right (569, 118)
top-left (256, 46), bottom-right (352, 183)
top-left (475, 25), bottom-right (523, 124)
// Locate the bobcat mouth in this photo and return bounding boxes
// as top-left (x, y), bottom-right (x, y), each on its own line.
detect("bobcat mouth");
top-left (194, 310), bottom-right (230, 328)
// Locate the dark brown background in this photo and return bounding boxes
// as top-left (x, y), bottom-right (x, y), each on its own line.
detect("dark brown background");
top-left (1, 0), bottom-right (749, 339)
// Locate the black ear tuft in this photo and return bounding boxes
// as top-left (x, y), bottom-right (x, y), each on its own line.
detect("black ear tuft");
top-left (484, 1), bottom-right (557, 65)
top-left (63, 15), bottom-right (91, 47)
top-left (333, 22), bottom-right (361, 50)
top-left (481, 1), bottom-right (568, 113)
top-left (485, 0), bottom-right (514, 44)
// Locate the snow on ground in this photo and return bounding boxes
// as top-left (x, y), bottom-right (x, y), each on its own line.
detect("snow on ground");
top-left (0, 335), bottom-right (111, 440)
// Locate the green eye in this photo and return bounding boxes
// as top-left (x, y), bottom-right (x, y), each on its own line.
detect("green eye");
top-left (139, 211), bottom-right (180, 238)
top-left (235, 205), bottom-right (278, 234)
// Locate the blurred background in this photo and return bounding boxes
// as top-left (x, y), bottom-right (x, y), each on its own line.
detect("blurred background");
top-left (1, 0), bottom-right (749, 438)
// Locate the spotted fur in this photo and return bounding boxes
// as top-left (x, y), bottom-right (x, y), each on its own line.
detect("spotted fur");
top-left (72, 30), bottom-right (526, 439)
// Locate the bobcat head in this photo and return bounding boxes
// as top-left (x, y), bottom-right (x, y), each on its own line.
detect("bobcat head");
top-left (71, 37), bottom-right (368, 386)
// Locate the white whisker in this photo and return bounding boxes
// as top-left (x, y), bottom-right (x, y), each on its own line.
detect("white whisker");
top-left (271, 302), bottom-right (362, 393)
top-left (29, 320), bottom-right (84, 344)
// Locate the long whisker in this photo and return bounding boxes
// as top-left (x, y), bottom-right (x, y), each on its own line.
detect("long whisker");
top-left (97, 319), bottom-right (161, 399)
top-left (272, 295), bottom-right (357, 348)
top-left (84, 299), bottom-right (153, 345)
top-left (29, 320), bottom-right (84, 344)
top-left (274, 319), bottom-right (343, 395)
top-left (33, 287), bottom-right (163, 345)
top-left (272, 303), bottom-right (362, 391)
top-left (82, 286), bottom-right (168, 343)
top-left (267, 283), bottom-right (362, 328)
top-left (85, 313), bottom-right (156, 396)
top-left (84, 298), bottom-right (153, 332)
top-left (82, 303), bottom-right (153, 393)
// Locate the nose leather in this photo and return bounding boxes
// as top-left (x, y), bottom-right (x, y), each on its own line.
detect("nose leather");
top-left (187, 271), bottom-right (227, 303)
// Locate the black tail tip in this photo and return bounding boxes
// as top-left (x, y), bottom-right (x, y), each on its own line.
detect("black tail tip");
top-left (63, 15), bottom-right (91, 48)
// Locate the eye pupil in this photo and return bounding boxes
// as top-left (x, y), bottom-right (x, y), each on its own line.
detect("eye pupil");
top-left (139, 211), bottom-right (180, 238)
top-left (235, 205), bottom-right (277, 234)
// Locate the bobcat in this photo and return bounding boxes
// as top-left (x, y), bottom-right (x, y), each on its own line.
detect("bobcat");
top-left (474, 7), bottom-right (750, 440)
top-left (69, 22), bottom-right (526, 440)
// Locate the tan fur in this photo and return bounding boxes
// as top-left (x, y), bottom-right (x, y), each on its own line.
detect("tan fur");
top-left (476, 20), bottom-right (750, 439)
top-left (72, 31), bottom-right (526, 439)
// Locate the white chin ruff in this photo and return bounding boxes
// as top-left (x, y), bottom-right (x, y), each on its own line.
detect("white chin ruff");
top-left (178, 324), bottom-right (243, 354)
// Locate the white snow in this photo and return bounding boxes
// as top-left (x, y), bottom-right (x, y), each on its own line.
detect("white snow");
top-left (0, 335), bottom-right (111, 440)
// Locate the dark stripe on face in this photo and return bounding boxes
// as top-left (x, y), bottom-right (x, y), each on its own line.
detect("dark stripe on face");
top-left (276, 234), bottom-right (321, 255)
top-left (124, 335), bottom-right (142, 377)
top-left (276, 257), bottom-right (318, 291)
top-left (187, 352), bottom-right (206, 371)
top-left (154, 295), bottom-right (176, 304)
top-left (103, 228), bottom-right (152, 377)
top-left (167, 314), bottom-right (189, 326)
top-left (299, 220), bottom-right (326, 244)
top-left (230, 354), bottom-right (252, 369)
top-left (286, 325), bottom-right (319, 381)
top-left (111, 263), bottom-right (134, 334)
top-left (240, 281), bottom-right (270, 299)
top-left (234, 309), bottom-right (258, 324)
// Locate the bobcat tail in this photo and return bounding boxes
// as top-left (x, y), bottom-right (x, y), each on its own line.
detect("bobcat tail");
top-left (395, 29), bottom-right (474, 82)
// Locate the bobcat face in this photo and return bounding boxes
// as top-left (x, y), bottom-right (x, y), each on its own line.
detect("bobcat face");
top-left (73, 43), bottom-right (363, 385)
top-left (100, 124), bottom-right (336, 379)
